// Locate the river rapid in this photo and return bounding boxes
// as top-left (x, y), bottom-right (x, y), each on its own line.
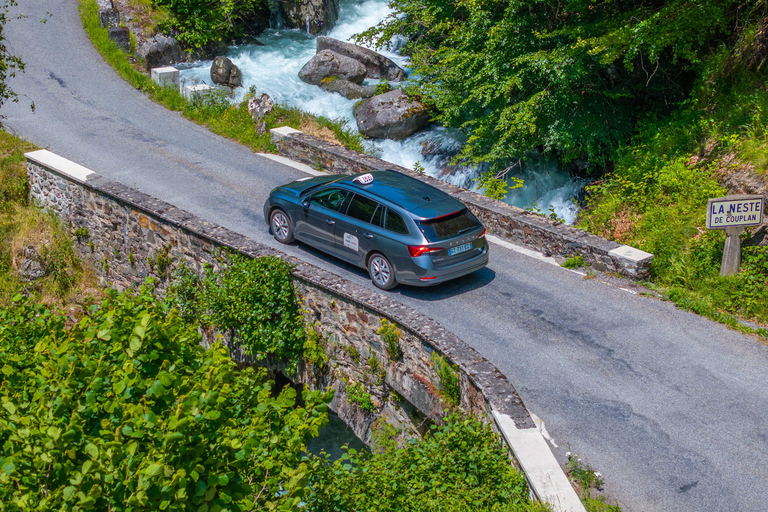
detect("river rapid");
top-left (178, 0), bottom-right (586, 223)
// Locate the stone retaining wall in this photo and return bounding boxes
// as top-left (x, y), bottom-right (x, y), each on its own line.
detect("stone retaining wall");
top-left (26, 150), bottom-right (584, 512)
top-left (271, 126), bottom-right (653, 279)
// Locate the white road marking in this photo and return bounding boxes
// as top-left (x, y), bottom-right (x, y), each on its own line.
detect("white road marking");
top-left (257, 153), bottom-right (327, 176)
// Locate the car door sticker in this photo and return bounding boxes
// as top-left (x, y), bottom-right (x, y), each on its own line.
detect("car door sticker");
top-left (344, 233), bottom-right (359, 251)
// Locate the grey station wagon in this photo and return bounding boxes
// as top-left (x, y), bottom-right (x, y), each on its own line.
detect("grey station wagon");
top-left (263, 170), bottom-right (489, 290)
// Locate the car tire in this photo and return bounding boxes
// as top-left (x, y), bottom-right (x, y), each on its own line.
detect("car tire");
top-left (368, 253), bottom-right (398, 290)
top-left (270, 208), bottom-right (295, 244)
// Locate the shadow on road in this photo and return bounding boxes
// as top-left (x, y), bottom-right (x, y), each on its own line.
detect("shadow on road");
top-left (292, 243), bottom-right (496, 300)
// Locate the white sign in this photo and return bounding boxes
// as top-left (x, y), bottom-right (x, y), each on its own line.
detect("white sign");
top-left (343, 233), bottom-right (359, 251)
top-left (707, 195), bottom-right (764, 230)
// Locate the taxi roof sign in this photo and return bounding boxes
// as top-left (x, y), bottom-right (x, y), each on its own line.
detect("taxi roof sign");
top-left (353, 173), bottom-right (374, 185)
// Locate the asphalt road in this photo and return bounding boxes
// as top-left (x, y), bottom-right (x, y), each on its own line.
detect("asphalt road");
top-left (4, 2), bottom-right (768, 511)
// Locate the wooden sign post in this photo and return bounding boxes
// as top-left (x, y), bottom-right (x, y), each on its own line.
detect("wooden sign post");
top-left (706, 195), bottom-right (765, 276)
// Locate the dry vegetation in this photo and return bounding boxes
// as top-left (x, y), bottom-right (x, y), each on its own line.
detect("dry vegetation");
top-left (0, 130), bottom-right (101, 310)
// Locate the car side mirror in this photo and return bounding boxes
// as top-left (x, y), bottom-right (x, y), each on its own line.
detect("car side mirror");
top-left (302, 198), bottom-right (310, 207)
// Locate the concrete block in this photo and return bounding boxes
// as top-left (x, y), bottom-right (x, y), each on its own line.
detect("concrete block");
top-left (270, 126), bottom-right (302, 144)
top-left (183, 84), bottom-right (214, 102)
top-left (608, 245), bottom-right (653, 274)
top-left (151, 66), bottom-right (180, 89)
top-left (25, 150), bottom-right (95, 184)
top-left (108, 27), bottom-right (130, 53)
top-left (493, 411), bottom-right (586, 512)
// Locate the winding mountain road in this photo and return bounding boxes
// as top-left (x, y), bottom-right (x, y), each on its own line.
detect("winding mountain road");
top-left (4, 2), bottom-right (768, 511)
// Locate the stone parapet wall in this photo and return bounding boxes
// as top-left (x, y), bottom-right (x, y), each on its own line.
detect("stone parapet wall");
top-left (271, 127), bottom-right (653, 279)
top-left (26, 149), bottom-right (583, 511)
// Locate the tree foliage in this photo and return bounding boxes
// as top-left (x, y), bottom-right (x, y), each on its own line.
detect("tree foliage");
top-left (152, 0), bottom-right (270, 48)
top-left (0, 286), bottom-right (331, 511)
top-left (357, 0), bottom-right (768, 171)
top-left (0, 0), bottom-right (25, 113)
top-left (167, 254), bottom-right (307, 370)
top-left (306, 415), bottom-right (549, 512)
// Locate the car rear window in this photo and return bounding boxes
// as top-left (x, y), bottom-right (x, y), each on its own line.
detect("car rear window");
top-left (419, 209), bottom-right (481, 241)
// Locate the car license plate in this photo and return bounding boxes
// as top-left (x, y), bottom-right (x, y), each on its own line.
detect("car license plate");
top-left (449, 243), bottom-right (472, 256)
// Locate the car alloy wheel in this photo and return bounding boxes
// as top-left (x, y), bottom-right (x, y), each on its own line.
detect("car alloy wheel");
top-left (368, 254), bottom-right (397, 290)
top-left (270, 209), bottom-right (294, 243)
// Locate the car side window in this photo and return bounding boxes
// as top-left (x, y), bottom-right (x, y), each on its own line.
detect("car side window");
top-left (346, 194), bottom-right (380, 224)
top-left (384, 209), bottom-right (409, 234)
top-left (311, 188), bottom-right (350, 212)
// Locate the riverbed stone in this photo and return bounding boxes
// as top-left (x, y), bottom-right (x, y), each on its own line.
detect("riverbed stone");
top-left (138, 34), bottom-right (185, 71)
top-left (299, 50), bottom-right (367, 85)
top-left (210, 56), bottom-right (242, 88)
top-left (353, 89), bottom-right (430, 140)
top-left (319, 77), bottom-right (376, 99)
top-left (316, 36), bottom-right (407, 81)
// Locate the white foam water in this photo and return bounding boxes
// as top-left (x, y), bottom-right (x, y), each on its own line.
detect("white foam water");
top-left (178, 0), bottom-right (585, 224)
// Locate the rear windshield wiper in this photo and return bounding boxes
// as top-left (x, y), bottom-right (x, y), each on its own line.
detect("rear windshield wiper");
top-left (457, 226), bottom-right (477, 236)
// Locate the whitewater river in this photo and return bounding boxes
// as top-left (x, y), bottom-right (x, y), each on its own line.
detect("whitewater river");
top-left (179, 0), bottom-right (586, 223)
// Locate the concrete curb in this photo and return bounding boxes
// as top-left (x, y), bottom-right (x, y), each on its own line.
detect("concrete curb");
top-left (26, 149), bottom-right (586, 512)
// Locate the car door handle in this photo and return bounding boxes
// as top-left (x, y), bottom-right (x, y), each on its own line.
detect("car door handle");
top-left (363, 233), bottom-right (374, 239)
top-left (325, 219), bottom-right (336, 225)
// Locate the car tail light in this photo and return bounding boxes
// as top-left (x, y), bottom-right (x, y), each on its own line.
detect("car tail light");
top-left (408, 245), bottom-right (444, 257)
top-left (479, 227), bottom-right (486, 238)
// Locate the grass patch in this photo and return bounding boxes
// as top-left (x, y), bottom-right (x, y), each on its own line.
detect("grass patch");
top-left (78, 0), bottom-right (366, 154)
top-left (562, 255), bottom-right (587, 269)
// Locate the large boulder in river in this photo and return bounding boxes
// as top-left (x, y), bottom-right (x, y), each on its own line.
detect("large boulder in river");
top-left (319, 77), bottom-right (376, 99)
top-left (210, 56), bottom-right (242, 88)
top-left (353, 89), bottom-right (430, 140)
top-left (299, 50), bottom-right (367, 85)
top-left (138, 34), bottom-right (185, 71)
top-left (280, 0), bottom-right (339, 35)
top-left (317, 36), bottom-right (407, 82)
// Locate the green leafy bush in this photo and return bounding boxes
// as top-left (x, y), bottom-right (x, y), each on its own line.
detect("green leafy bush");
top-left (724, 246), bottom-right (768, 319)
top-left (152, 0), bottom-right (269, 49)
top-left (374, 79), bottom-right (392, 96)
top-left (0, 286), bottom-right (331, 511)
top-left (306, 415), bottom-right (548, 512)
top-left (167, 254), bottom-right (306, 369)
top-left (346, 382), bottom-right (375, 413)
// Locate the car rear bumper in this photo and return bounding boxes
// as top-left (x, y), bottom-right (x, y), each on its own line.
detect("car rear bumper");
top-left (396, 249), bottom-right (489, 286)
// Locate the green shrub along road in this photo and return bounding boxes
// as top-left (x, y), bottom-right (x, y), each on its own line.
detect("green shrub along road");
top-left (0, 266), bottom-right (548, 512)
top-left (0, 286), bottom-right (332, 512)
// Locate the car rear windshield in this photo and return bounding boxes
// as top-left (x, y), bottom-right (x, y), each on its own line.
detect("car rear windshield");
top-left (419, 209), bottom-right (481, 242)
